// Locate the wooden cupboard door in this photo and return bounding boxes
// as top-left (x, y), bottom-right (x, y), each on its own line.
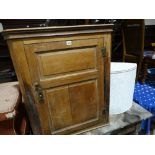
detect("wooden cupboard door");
top-left (24, 37), bottom-right (106, 134)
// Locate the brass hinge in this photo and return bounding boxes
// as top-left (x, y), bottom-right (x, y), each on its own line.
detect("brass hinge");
top-left (34, 82), bottom-right (44, 103)
top-left (101, 47), bottom-right (106, 57)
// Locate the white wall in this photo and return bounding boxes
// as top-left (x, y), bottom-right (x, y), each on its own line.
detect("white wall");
top-left (145, 19), bottom-right (155, 25)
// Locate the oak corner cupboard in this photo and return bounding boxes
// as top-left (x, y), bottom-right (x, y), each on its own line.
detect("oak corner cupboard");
top-left (2, 24), bottom-right (113, 134)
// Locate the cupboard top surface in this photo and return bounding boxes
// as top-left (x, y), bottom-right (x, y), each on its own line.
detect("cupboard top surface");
top-left (2, 24), bottom-right (113, 40)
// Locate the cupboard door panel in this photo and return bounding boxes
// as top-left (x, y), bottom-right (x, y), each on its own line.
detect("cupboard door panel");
top-left (46, 86), bottom-right (72, 130)
top-left (69, 80), bottom-right (98, 124)
top-left (37, 47), bottom-right (96, 76)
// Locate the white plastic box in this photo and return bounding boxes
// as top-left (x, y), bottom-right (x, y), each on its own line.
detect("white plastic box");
top-left (110, 62), bottom-right (137, 115)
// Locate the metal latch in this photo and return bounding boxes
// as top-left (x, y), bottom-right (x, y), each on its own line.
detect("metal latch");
top-left (101, 47), bottom-right (106, 57)
top-left (34, 82), bottom-right (44, 102)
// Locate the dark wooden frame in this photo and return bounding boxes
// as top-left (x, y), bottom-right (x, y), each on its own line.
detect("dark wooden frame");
top-left (122, 19), bottom-right (155, 83)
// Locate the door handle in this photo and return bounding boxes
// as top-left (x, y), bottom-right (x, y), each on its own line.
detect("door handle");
top-left (33, 82), bottom-right (44, 103)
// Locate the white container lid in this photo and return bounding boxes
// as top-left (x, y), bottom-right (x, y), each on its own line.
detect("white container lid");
top-left (111, 62), bottom-right (137, 74)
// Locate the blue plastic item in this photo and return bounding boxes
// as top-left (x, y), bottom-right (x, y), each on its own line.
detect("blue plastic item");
top-left (134, 78), bottom-right (155, 134)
